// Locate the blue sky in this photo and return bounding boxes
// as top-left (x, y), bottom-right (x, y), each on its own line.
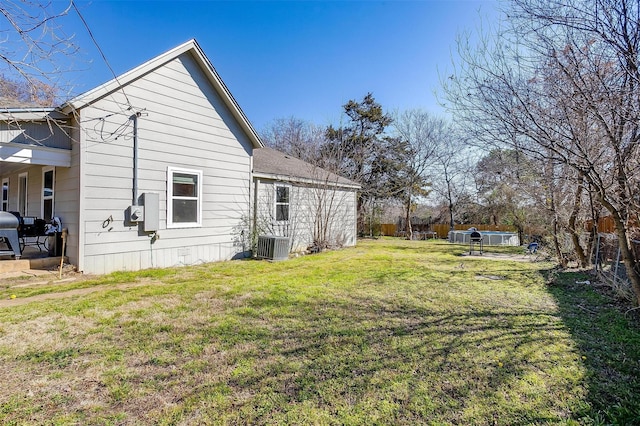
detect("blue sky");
top-left (57, 1), bottom-right (498, 131)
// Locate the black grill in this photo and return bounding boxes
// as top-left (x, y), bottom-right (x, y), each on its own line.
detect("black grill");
top-left (469, 230), bottom-right (483, 255)
top-left (0, 211), bottom-right (21, 258)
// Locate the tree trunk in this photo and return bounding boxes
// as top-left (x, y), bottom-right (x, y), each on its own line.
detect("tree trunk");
top-left (516, 225), bottom-right (524, 248)
top-left (568, 181), bottom-right (588, 268)
top-left (449, 202), bottom-right (454, 232)
top-left (405, 194), bottom-right (413, 240)
top-left (552, 212), bottom-right (568, 268)
top-left (546, 177), bottom-right (567, 267)
top-left (607, 206), bottom-right (640, 306)
top-left (447, 178), bottom-right (455, 232)
top-left (585, 187), bottom-right (599, 265)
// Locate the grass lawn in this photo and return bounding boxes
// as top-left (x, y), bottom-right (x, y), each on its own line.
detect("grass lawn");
top-left (1, 239), bottom-right (640, 425)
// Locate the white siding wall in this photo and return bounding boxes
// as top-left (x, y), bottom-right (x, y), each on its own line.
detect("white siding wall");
top-left (54, 119), bottom-right (81, 267)
top-left (255, 179), bottom-right (357, 252)
top-left (0, 121), bottom-right (71, 149)
top-left (77, 53), bottom-right (253, 274)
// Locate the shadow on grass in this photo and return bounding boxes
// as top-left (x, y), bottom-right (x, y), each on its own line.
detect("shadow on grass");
top-left (9, 239), bottom-right (640, 424)
top-left (545, 268), bottom-right (640, 423)
top-left (203, 288), bottom-right (588, 424)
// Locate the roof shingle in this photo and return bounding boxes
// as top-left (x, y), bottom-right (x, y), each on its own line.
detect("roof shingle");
top-left (253, 147), bottom-right (359, 188)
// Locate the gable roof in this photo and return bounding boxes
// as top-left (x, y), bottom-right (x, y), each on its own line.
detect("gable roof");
top-left (60, 39), bottom-right (263, 149)
top-left (253, 147), bottom-right (360, 189)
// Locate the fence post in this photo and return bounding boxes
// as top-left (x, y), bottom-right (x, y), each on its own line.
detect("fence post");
top-left (594, 233), bottom-right (601, 273)
top-left (613, 243), bottom-right (621, 286)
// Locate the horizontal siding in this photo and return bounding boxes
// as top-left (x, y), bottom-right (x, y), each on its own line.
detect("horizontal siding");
top-left (80, 177), bottom-right (250, 206)
top-left (81, 121), bottom-right (249, 163)
top-left (0, 121), bottom-right (71, 149)
top-left (255, 179), bottom-right (357, 252)
top-left (83, 140), bottom-right (249, 167)
top-left (77, 52), bottom-right (253, 274)
top-left (83, 231), bottom-right (239, 255)
top-left (83, 157), bottom-right (250, 183)
top-left (54, 144), bottom-right (80, 266)
top-left (82, 241), bottom-right (241, 275)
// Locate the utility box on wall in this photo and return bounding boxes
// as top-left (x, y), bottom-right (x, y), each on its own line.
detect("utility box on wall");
top-left (143, 192), bottom-right (159, 232)
top-left (128, 205), bottom-right (144, 223)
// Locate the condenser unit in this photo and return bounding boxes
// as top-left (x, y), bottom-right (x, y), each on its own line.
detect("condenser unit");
top-left (256, 235), bottom-right (290, 261)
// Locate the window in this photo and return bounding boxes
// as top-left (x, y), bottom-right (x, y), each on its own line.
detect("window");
top-left (1, 178), bottom-right (8, 211)
top-left (167, 167), bottom-right (202, 228)
top-left (42, 167), bottom-right (55, 219)
top-left (18, 173), bottom-right (27, 216)
top-left (275, 185), bottom-right (290, 221)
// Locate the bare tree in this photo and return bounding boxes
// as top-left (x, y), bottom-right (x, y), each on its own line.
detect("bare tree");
top-left (392, 109), bottom-right (440, 239)
top-left (443, 0), bottom-right (640, 302)
top-left (260, 117), bottom-right (325, 163)
top-left (253, 182), bottom-right (303, 251)
top-left (474, 149), bottom-right (534, 238)
top-left (257, 118), bottom-right (360, 252)
top-left (252, 169), bottom-right (358, 254)
top-left (0, 0), bottom-right (80, 155)
top-left (430, 125), bottom-right (473, 233)
top-left (0, 74), bottom-right (58, 106)
top-left (1, 0), bottom-right (78, 103)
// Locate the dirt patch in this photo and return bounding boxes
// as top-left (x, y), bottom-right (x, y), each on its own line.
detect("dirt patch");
top-left (460, 252), bottom-right (541, 262)
top-left (0, 281), bottom-right (151, 308)
top-left (475, 275), bottom-right (506, 280)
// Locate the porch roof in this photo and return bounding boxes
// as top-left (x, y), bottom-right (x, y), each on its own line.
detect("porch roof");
top-left (0, 109), bottom-right (68, 122)
top-left (0, 108), bottom-right (72, 171)
top-left (0, 142), bottom-right (71, 168)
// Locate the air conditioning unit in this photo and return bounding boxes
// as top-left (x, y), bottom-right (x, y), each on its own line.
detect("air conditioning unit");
top-left (256, 235), bottom-right (290, 261)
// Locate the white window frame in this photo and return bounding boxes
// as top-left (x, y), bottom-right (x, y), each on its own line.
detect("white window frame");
top-left (274, 184), bottom-right (291, 222)
top-left (1, 177), bottom-right (8, 212)
top-left (42, 166), bottom-right (55, 220)
top-left (167, 166), bottom-right (203, 228)
top-left (18, 172), bottom-right (28, 216)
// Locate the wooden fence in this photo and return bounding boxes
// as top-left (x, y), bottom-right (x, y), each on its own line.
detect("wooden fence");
top-left (584, 216), bottom-right (616, 234)
top-left (584, 215), bottom-right (640, 234)
top-left (380, 224), bottom-right (397, 236)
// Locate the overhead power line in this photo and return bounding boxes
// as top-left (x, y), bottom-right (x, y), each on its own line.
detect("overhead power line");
top-left (71, 0), bottom-right (132, 110)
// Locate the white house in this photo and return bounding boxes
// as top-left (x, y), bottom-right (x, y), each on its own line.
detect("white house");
top-left (253, 147), bottom-right (359, 252)
top-left (0, 40), bottom-right (358, 274)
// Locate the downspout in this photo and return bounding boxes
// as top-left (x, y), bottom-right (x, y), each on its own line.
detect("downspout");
top-left (76, 114), bottom-right (86, 273)
top-left (131, 112), bottom-right (140, 206)
top-left (253, 178), bottom-right (260, 255)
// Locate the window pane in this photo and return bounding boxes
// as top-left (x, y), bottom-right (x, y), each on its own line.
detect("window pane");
top-left (276, 205), bottom-right (289, 221)
top-left (43, 199), bottom-right (53, 220)
top-left (276, 186), bottom-right (289, 203)
top-left (44, 170), bottom-right (53, 196)
top-left (173, 173), bottom-right (198, 197)
top-left (2, 183), bottom-right (7, 211)
top-left (19, 175), bottom-right (27, 215)
top-left (173, 199), bottom-right (198, 223)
